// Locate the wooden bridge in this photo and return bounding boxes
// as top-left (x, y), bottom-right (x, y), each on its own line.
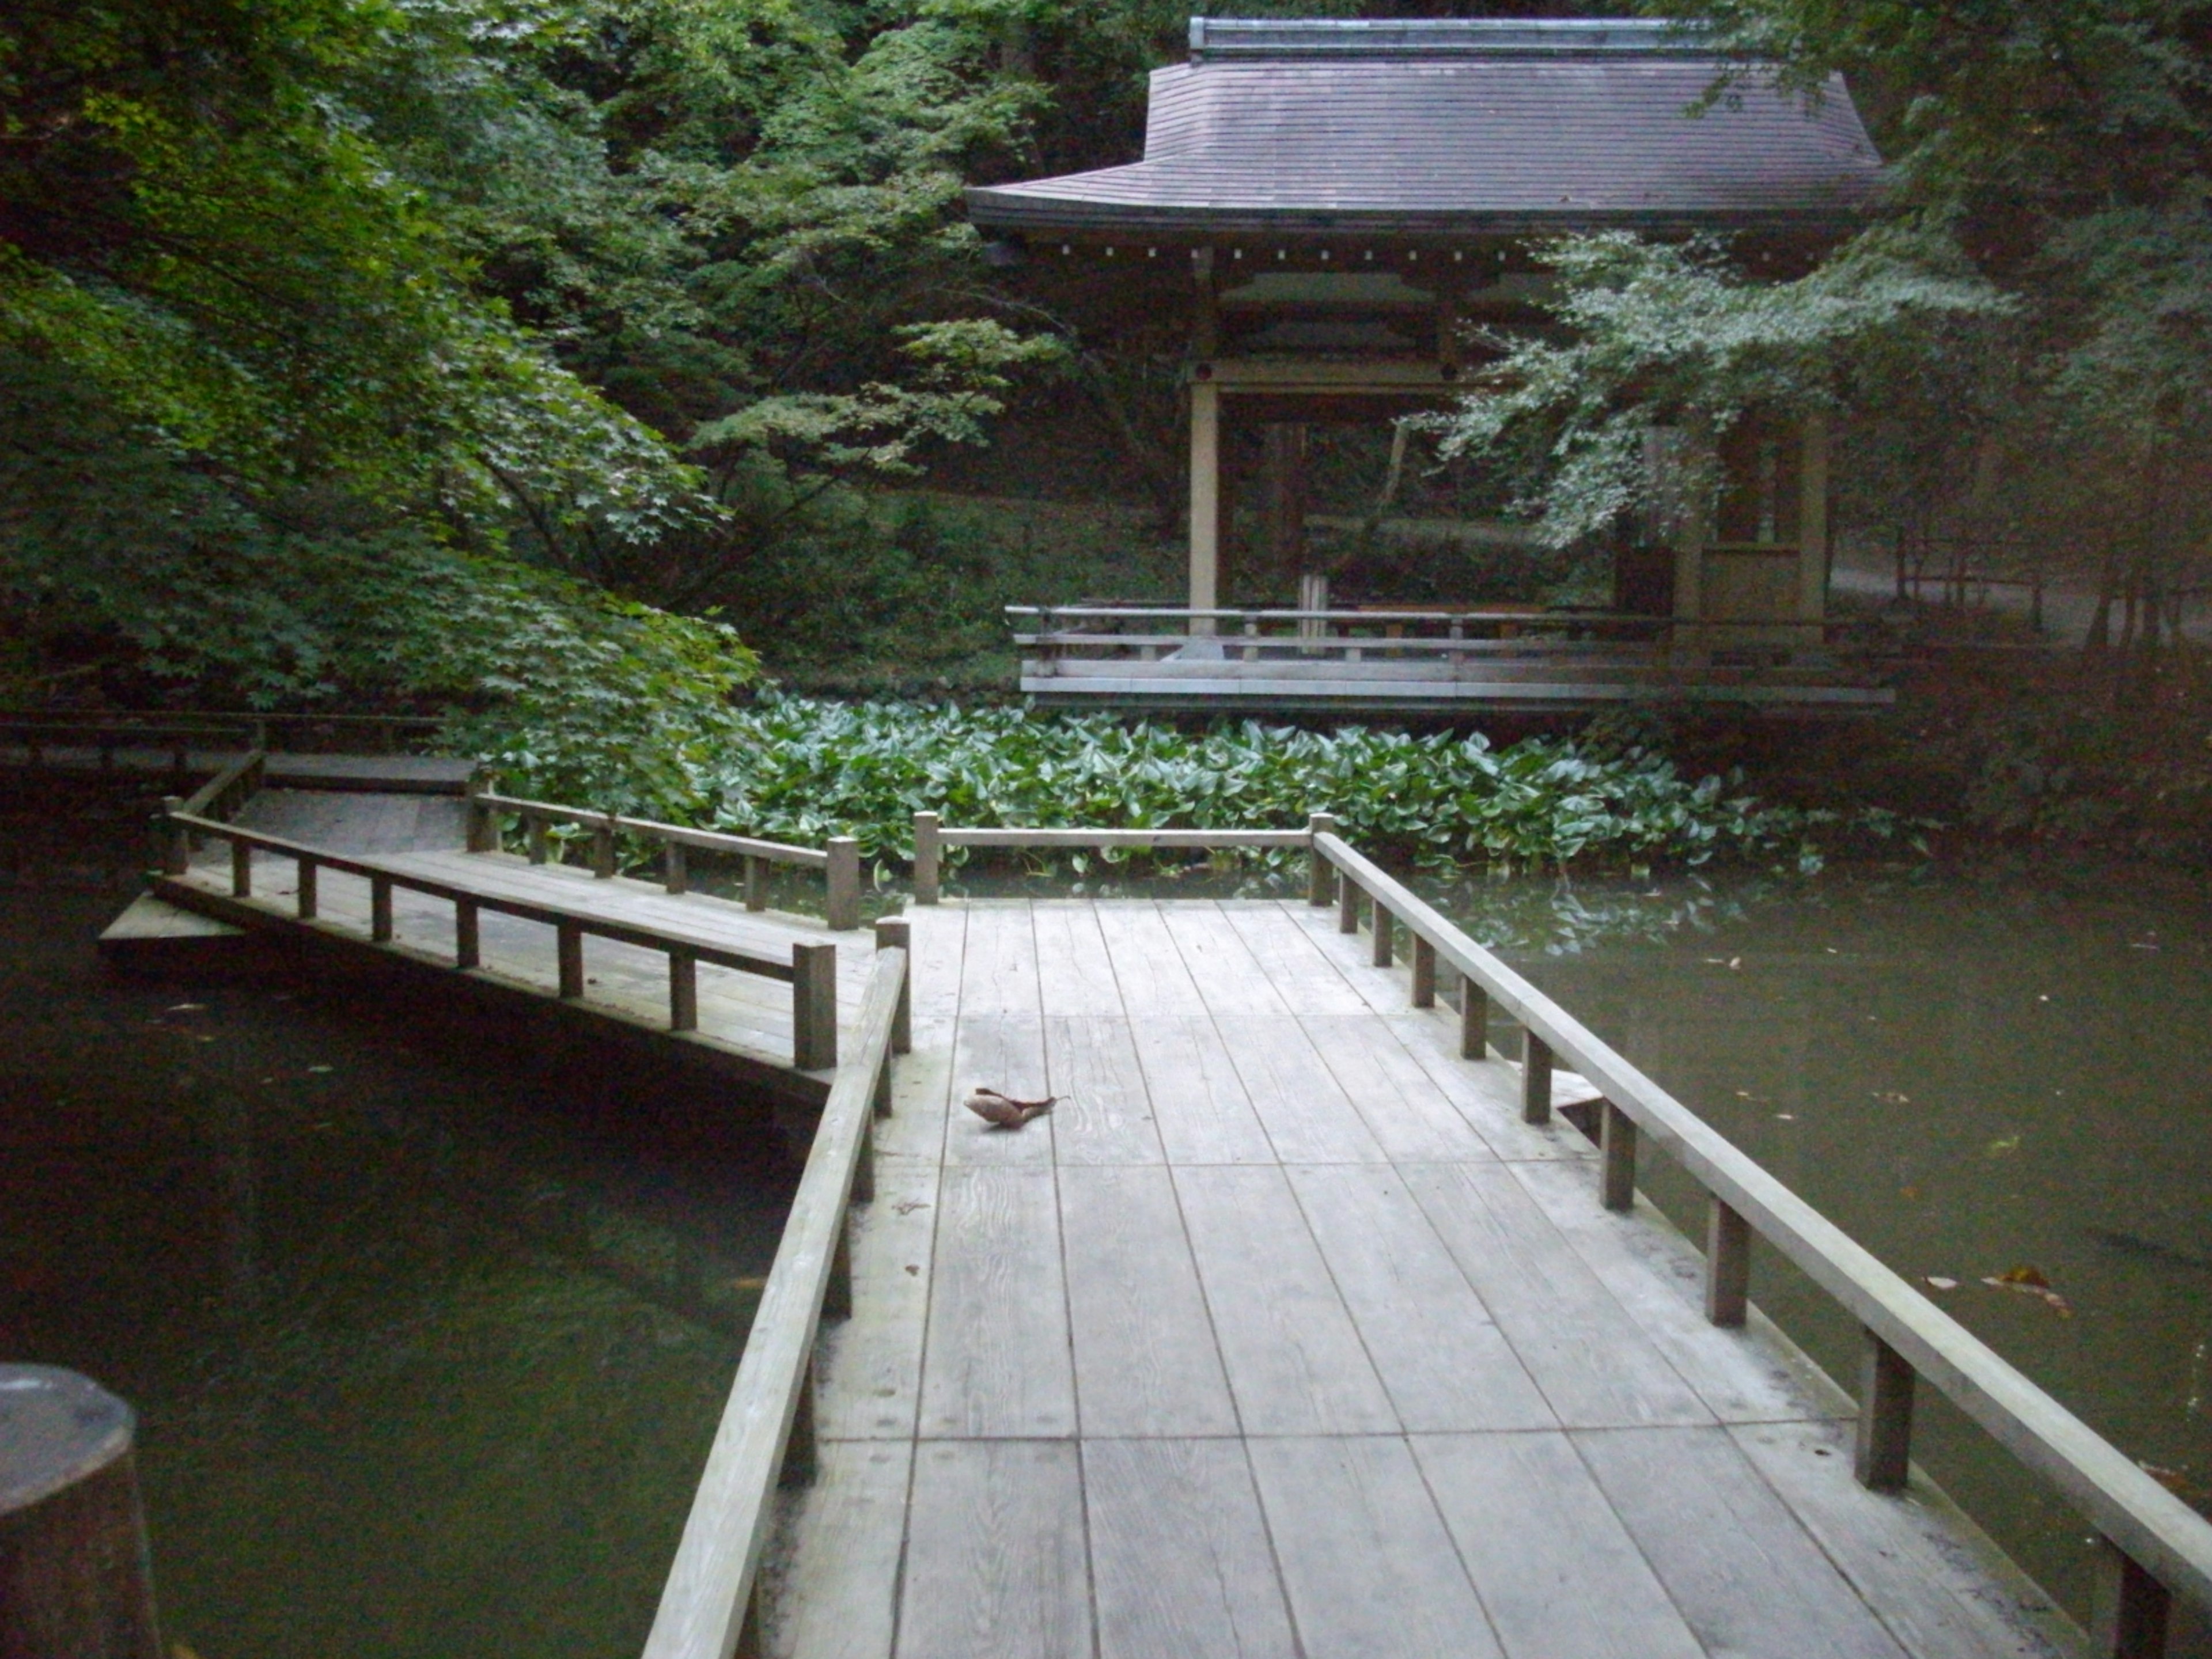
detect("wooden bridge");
top-left (90, 755), bottom-right (2212, 1659)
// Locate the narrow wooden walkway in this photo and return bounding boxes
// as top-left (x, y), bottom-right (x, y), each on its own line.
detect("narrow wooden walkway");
top-left (765, 899), bottom-right (2077, 1659)
top-left (140, 790), bottom-right (874, 1096)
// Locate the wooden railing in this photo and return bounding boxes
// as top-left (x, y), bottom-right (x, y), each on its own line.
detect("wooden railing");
top-left (469, 790), bottom-right (862, 932)
top-left (0, 708), bottom-right (445, 756)
top-left (3, 715), bottom-right (258, 775)
top-left (642, 931), bottom-right (911, 1659)
top-left (161, 808), bottom-right (842, 1070)
top-left (1308, 819), bottom-right (2207, 1653)
top-left (1009, 603), bottom-right (1675, 664)
top-left (907, 808), bottom-right (2212, 1651)
top-left (160, 750), bottom-right (268, 866)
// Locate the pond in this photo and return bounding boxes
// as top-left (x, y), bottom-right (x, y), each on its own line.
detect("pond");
top-left (0, 783), bottom-right (794, 1659)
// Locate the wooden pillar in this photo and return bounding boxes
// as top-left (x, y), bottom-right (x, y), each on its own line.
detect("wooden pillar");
top-left (1459, 978), bottom-right (1488, 1059)
top-left (1854, 1328), bottom-right (1915, 1491)
top-left (669, 948), bottom-right (698, 1032)
top-left (1705, 1196), bottom-right (1751, 1327)
top-left (1799, 411), bottom-right (1831, 625)
top-left (2090, 1539), bottom-right (2171, 1659)
top-left (1306, 813), bottom-right (1336, 907)
top-left (912, 812), bottom-right (940, 906)
top-left (1189, 380), bottom-right (1222, 632)
top-left (1264, 423), bottom-right (1308, 593)
top-left (0, 1366), bottom-right (164, 1659)
top-left (1600, 1101), bottom-right (1637, 1210)
top-left (825, 837), bottom-right (861, 931)
top-left (1522, 1032), bottom-right (1553, 1125)
top-left (792, 942), bottom-right (838, 1071)
top-left (874, 918), bottom-right (912, 1058)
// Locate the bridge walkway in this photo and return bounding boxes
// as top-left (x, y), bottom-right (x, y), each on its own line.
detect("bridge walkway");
top-left (765, 897), bottom-right (2074, 1659)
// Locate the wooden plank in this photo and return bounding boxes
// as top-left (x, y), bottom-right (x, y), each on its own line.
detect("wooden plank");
top-left (906, 906), bottom-right (967, 1024)
top-left (918, 1165), bottom-right (1075, 1437)
top-left (1276, 899), bottom-right (1421, 1018)
top-left (1413, 1431), bottom-right (1707, 1659)
top-left (945, 1016), bottom-right (1052, 1167)
top-left (1128, 1018), bottom-right (1278, 1165)
top-left (813, 1155), bottom-right (940, 1441)
top-left (1172, 1165), bottom-right (1397, 1435)
top-left (1216, 903), bottom-right (1371, 1014)
top-left (873, 1020), bottom-right (954, 1162)
top-left (1043, 1017), bottom-right (1165, 1165)
top-left (1286, 1164), bottom-right (1553, 1432)
top-left (1506, 1157), bottom-right (1854, 1425)
top-left (1402, 1161), bottom-right (1713, 1429)
top-left (1084, 1439), bottom-right (1298, 1659)
top-left (1297, 1014), bottom-right (1497, 1162)
top-left (893, 1440), bottom-right (1091, 1659)
top-left (956, 903), bottom-right (1042, 1017)
top-left (756, 1439), bottom-right (911, 1659)
top-left (1380, 1012), bottom-right (1603, 1162)
top-left (1732, 1419), bottom-right (2083, 1659)
top-left (1159, 903), bottom-right (1293, 1017)
top-left (1212, 1016), bottom-right (1388, 1164)
top-left (1245, 1435), bottom-right (1501, 1659)
top-left (1094, 903), bottom-right (1205, 1016)
top-left (1031, 902), bottom-right (1125, 1016)
top-left (1575, 1425), bottom-right (1913, 1659)
top-left (1059, 1166), bottom-right (1236, 1437)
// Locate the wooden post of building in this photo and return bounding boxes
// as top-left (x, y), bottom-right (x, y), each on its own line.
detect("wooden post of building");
top-left (1798, 411), bottom-right (1830, 634)
top-left (1854, 1328), bottom-right (1915, 1492)
top-left (1521, 1031), bottom-right (1553, 1125)
top-left (874, 919), bottom-right (912, 1058)
top-left (1190, 378), bottom-right (1222, 634)
top-left (1306, 813), bottom-right (1336, 906)
top-left (792, 942), bottom-right (838, 1071)
top-left (1705, 1196), bottom-right (1750, 1327)
top-left (1460, 975), bottom-right (1488, 1059)
top-left (1264, 424), bottom-right (1308, 592)
top-left (2090, 1537), bottom-right (2171, 1659)
top-left (913, 812), bottom-right (941, 906)
top-left (1600, 1101), bottom-right (1637, 1210)
top-left (826, 838), bottom-right (861, 931)
top-left (0, 1365), bottom-right (164, 1659)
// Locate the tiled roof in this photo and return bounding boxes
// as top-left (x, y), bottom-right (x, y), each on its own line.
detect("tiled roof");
top-left (967, 20), bottom-right (1881, 238)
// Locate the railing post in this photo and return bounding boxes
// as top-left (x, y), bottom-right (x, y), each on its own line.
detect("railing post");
top-left (792, 942), bottom-right (838, 1070)
top-left (1338, 872), bottom-right (1360, 934)
top-left (664, 840), bottom-right (688, 896)
top-left (1705, 1196), bottom-right (1750, 1327)
top-left (230, 838), bottom-right (252, 898)
top-left (1521, 1030), bottom-right (1552, 1124)
top-left (557, 922), bottom-right (585, 998)
top-left (1372, 903), bottom-right (1393, 968)
top-left (854, 1112), bottom-right (877, 1200)
top-left (744, 856), bottom-right (766, 912)
top-left (1410, 935), bottom-right (1436, 1007)
top-left (160, 797), bottom-right (187, 876)
top-left (454, 899), bottom-right (480, 971)
top-left (370, 876), bottom-right (393, 943)
top-left (824, 1224), bottom-right (853, 1320)
top-left (592, 815), bottom-right (616, 879)
top-left (296, 857), bottom-right (318, 921)
top-left (1854, 1328), bottom-right (1915, 1492)
top-left (827, 836), bottom-right (861, 931)
top-left (914, 811), bottom-right (941, 906)
top-left (465, 776), bottom-right (494, 853)
top-left (781, 1361), bottom-right (818, 1487)
top-left (2090, 1538), bottom-right (2171, 1659)
top-left (1306, 813), bottom-right (1336, 906)
top-left (1600, 1100), bottom-right (1637, 1210)
top-left (1459, 974), bottom-right (1488, 1059)
top-left (874, 919), bottom-right (912, 1058)
top-left (669, 948), bottom-right (698, 1032)
top-left (527, 814), bottom-right (549, 865)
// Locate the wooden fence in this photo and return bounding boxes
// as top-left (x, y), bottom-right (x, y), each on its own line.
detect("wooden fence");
top-left (908, 809), bottom-right (2211, 1656)
top-left (641, 932), bottom-right (910, 1659)
top-left (471, 789), bottom-right (862, 932)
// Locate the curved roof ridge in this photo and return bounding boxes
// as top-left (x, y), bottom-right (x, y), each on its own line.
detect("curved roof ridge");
top-left (1187, 16), bottom-right (1720, 61)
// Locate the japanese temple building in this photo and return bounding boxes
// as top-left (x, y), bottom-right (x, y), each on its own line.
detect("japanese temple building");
top-left (967, 17), bottom-right (1896, 713)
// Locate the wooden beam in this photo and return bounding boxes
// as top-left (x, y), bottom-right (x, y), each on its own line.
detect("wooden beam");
top-left (1192, 245), bottom-right (1219, 359)
top-left (1190, 380), bottom-right (1222, 629)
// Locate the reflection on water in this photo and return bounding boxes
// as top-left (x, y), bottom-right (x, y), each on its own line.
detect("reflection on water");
top-left (0, 803), bottom-right (792, 1659)
top-left (1433, 861), bottom-right (2212, 1630)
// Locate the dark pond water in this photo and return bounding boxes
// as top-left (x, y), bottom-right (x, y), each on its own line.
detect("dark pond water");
top-left (0, 783), bottom-right (794, 1659)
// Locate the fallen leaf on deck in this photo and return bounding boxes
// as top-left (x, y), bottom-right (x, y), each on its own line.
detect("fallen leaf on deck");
top-left (1728, 957), bottom-right (1742, 969)
top-left (1986, 1135), bottom-right (2021, 1156)
top-left (2140, 1463), bottom-right (2191, 1495)
top-left (1925, 1275), bottom-right (1959, 1290)
top-left (1982, 1264), bottom-right (2072, 1315)
top-left (1872, 1090), bottom-right (1912, 1104)
top-left (904, 1264), bottom-right (919, 1276)
top-left (307, 1065), bottom-right (334, 1074)
top-left (166, 1003), bottom-right (206, 1013)
top-left (893, 1200), bottom-right (931, 1215)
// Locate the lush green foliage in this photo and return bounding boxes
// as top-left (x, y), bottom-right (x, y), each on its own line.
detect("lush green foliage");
top-left (471, 694), bottom-right (1923, 876)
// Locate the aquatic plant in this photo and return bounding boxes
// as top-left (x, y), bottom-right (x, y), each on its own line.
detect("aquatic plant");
top-left (467, 694), bottom-right (1925, 876)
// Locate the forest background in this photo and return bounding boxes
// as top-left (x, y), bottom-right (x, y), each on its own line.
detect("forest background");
top-left (7, 0), bottom-right (2212, 859)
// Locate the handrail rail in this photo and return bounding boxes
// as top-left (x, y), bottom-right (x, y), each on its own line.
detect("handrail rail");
top-left (642, 939), bottom-right (909, 1659)
top-left (175, 751), bottom-right (266, 823)
top-left (1308, 825), bottom-right (2212, 1634)
top-left (469, 789), bottom-right (861, 932)
top-left (909, 812), bottom-right (1309, 904)
top-left (161, 808), bottom-right (840, 1069)
top-left (903, 808), bottom-right (2212, 1641)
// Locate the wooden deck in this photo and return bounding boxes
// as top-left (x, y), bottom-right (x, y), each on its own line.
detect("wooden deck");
top-left (761, 899), bottom-right (2074, 1659)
